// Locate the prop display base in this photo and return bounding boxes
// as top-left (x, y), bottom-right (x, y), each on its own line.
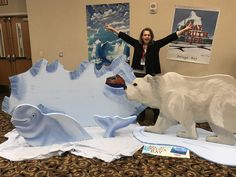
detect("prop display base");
top-left (133, 125), bottom-right (236, 166)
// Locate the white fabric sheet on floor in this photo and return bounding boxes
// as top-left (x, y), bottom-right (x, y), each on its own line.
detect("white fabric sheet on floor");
top-left (133, 125), bottom-right (236, 166)
top-left (0, 124), bottom-right (143, 162)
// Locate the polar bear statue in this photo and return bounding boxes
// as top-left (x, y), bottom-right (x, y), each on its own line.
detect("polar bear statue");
top-left (124, 72), bottom-right (236, 145)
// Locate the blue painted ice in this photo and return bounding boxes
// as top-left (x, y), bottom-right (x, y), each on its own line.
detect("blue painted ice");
top-left (2, 55), bottom-right (145, 127)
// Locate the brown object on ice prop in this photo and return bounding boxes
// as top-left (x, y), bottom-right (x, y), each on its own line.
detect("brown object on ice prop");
top-left (105, 74), bottom-right (125, 88)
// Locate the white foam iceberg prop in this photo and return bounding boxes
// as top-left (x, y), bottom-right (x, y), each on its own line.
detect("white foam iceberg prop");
top-left (2, 55), bottom-right (145, 127)
top-left (1, 55), bottom-right (146, 146)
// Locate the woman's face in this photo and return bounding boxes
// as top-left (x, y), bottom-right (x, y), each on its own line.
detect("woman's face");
top-left (142, 30), bottom-right (152, 44)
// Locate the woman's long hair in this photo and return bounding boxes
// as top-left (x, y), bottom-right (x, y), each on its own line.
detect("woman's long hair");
top-left (139, 27), bottom-right (154, 44)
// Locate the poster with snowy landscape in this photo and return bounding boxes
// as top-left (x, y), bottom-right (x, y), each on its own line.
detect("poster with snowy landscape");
top-left (86, 3), bottom-right (130, 69)
top-left (167, 7), bottom-right (219, 64)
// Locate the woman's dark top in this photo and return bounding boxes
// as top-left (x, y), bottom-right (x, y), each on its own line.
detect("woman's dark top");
top-left (118, 32), bottom-right (178, 75)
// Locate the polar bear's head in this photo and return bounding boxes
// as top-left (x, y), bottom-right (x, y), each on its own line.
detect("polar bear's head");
top-left (124, 74), bottom-right (161, 108)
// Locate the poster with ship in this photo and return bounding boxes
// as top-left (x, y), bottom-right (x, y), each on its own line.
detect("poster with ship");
top-left (86, 3), bottom-right (130, 69)
top-left (167, 7), bottom-right (219, 64)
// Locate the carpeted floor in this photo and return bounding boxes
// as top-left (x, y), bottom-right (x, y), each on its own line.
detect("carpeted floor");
top-left (0, 90), bottom-right (236, 176)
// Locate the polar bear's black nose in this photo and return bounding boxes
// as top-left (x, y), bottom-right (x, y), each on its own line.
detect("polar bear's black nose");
top-left (123, 85), bottom-right (127, 90)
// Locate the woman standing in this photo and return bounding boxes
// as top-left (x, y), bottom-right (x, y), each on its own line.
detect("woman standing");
top-left (105, 23), bottom-right (193, 124)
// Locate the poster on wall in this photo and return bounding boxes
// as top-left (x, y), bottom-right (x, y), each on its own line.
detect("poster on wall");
top-left (167, 6), bottom-right (219, 64)
top-left (86, 3), bottom-right (130, 69)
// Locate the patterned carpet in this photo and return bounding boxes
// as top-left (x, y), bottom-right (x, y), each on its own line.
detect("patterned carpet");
top-left (0, 91), bottom-right (236, 176)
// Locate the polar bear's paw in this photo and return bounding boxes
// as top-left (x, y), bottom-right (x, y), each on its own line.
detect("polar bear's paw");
top-left (206, 135), bottom-right (236, 145)
top-left (206, 135), bottom-right (218, 143)
top-left (176, 131), bottom-right (198, 139)
top-left (144, 126), bottom-right (164, 134)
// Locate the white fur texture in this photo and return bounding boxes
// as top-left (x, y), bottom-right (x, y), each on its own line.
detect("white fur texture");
top-left (125, 72), bottom-right (236, 145)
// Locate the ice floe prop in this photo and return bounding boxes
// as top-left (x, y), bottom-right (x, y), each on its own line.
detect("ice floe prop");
top-left (94, 115), bottom-right (137, 138)
top-left (133, 125), bottom-right (236, 166)
top-left (0, 124), bottom-right (143, 162)
top-left (2, 55), bottom-right (145, 127)
top-left (11, 104), bottom-right (92, 146)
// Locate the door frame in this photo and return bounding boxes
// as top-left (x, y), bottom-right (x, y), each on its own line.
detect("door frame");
top-left (0, 12), bottom-right (27, 17)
